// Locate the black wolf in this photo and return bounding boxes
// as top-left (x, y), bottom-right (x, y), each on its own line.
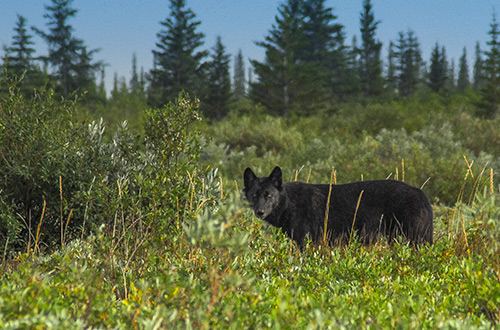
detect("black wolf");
top-left (243, 166), bottom-right (433, 251)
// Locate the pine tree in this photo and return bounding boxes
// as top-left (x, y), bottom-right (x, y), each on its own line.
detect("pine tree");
top-left (395, 30), bottom-right (422, 97)
top-left (358, 0), bottom-right (383, 97)
top-left (204, 36), bottom-right (231, 120)
top-left (428, 43), bottom-right (448, 93)
top-left (111, 72), bottom-right (119, 99)
top-left (301, 0), bottom-right (338, 62)
top-left (149, 0), bottom-right (207, 106)
top-left (473, 42), bottom-right (485, 91)
top-left (130, 52), bottom-right (141, 94)
top-left (446, 57), bottom-right (456, 93)
top-left (4, 15), bottom-right (37, 77)
top-left (97, 68), bottom-right (106, 100)
top-left (478, 14), bottom-right (500, 117)
top-left (233, 49), bottom-right (246, 99)
top-left (386, 41), bottom-right (397, 95)
top-left (2, 15), bottom-right (46, 95)
top-left (250, 0), bottom-right (306, 117)
top-left (127, 53), bottom-right (147, 105)
top-left (457, 47), bottom-right (470, 92)
top-left (301, 0), bottom-right (347, 100)
top-left (33, 0), bottom-right (102, 97)
top-left (340, 36), bottom-right (361, 98)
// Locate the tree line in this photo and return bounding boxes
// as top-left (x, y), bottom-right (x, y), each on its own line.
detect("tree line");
top-left (2, 0), bottom-right (500, 119)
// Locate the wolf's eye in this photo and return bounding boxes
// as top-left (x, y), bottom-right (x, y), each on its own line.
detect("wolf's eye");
top-left (265, 192), bottom-right (272, 199)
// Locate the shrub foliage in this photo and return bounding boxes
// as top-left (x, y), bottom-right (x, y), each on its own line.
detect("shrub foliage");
top-left (0, 79), bottom-right (499, 328)
top-left (0, 80), bottom-right (204, 254)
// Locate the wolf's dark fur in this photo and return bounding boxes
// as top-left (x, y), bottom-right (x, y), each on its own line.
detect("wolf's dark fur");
top-left (243, 166), bottom-right (433, 251)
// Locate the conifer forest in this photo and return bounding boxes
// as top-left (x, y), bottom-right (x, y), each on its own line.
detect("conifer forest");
top-left (0, 0), bottom-right (499, 328)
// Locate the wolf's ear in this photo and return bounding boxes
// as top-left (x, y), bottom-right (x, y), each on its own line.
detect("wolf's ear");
top-left (269, 166), bottom-right (283, 189)
top-left (244, 167), bottom-right (257, 189)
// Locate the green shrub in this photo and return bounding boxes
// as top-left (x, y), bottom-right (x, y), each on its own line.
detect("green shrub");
top-left (0, 80), bottom-right (205, 253)
top-left (2, 76), bottom-right (500, 328)
top-left (201, 106), bottom-right (499, 206)
top-left (0, 83), bottom-right (90, 250)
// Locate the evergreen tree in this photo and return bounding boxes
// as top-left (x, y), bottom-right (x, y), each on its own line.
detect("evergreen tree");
top-left (457, 47), bottom-right (470, 92)
top-left (301, 0), bottom-right (348, 100)
top-left (33, 0), bottom-right (102, 97)
top-left (129, 52), bottom-right (141, 94)
top-left (473, 42), bottom-right (485, 91)
top-left (127, 53), bottom-right (147, 105)
top-left (340, 36), bottom-right (361, 98)
top-left (149, 0), bottom-right (207, 106)
top-left (478, 14), bottom-right (500, 117)
top-left (446, 57), bottom-right (456, 93)
top-left (112, 72), bottom-right (120, 99)
top-left (428, 43), bottom-right (448, 93)
top-left (75, 47), bottom-right (99, 94)
top-left (233, 49), bottom-right (246, 99)
top-left (204, 36), bottom-right (231, 120)
top-left (97, 68), bottom-right (106, 100)
top-left (358, 0), bottom-right (383, 97)
top-left (247, 67), bottom-right (253, 85)
top-left (4, 15), bottom-right (37, 77)
top-left (250, 0), bottom-right (306, 117)
top-left (2, 15), bottom-right (46, 95)
top-left (395, 30), bottom-right (422, 97)
top-left (386, 41), bottom-right (397, 95)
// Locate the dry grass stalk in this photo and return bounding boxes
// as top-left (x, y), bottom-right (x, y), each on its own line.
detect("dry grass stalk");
top-left (461, 214), bottom-right (470, 256)
top-left (402, 158), bottom-right (405, 182)
top-left (60, 176), bottom-right (64, 247)
top-left (63, 209), bottom-right (74, 246)
top-left (35, 200), bottom-right (47, 254)
top-left (220, 176), bottom-right (224, 200)
top-left (348, 190), bottom-right (364, 248)
top-left (322, 167), bottom-right (335, 245)
top-left (490, 168), bottom-right (494, 196)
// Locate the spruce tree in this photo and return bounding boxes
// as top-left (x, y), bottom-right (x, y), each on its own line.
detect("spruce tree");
top-left (250, 0), bottom-right (306, 117)
top-left (4, 15), bottom-right (36, 77)
top-left (33, 0), bottom-right (102, 97)
top-left (149, 0), bottom-right (207, 106)
top-left (457, 47), bottom-right (470, 92)
top-left (478, 14), bottom-right (500, 117)
top-left (301, 0), bottom-right (348, 101)
top-left (340, 36), bottom-right (361, 99)
top-left (3, 15), bottom-right (46, 95)
top-left (128, 53), bottom-right (147, 106)
top-left (204, 36), bottom-right (231, 120)
top-left (395, 30), bottom-right (422, 97)
top-left (358, 0), bottom-right (383, 97)
top-left (386, 41), bottom-right (397, 95)
top-left (233, 49), bottom-right (246, 99)
top-left (428, 43), bottom-right (448, 93)
top-left (446, 57), bottom-right (456, 93)
top-left (473, 42), bottom-right (485, 91)
top-left (129, 52), bottom-right (141, 95)
top-left (97, 68), bottom-right (106, 101)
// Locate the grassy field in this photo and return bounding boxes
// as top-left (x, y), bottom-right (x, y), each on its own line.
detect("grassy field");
top-left (0, 88), bottom-right (499, 328)
top-left (0, 188), bottom-right (499, 329)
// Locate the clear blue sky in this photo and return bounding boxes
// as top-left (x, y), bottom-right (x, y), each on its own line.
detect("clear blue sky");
top-left (0, 1), bottom-right (496, 92)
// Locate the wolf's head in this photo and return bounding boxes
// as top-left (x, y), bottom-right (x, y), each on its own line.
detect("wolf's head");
top-left (243, 166), bottom-right (283, 221)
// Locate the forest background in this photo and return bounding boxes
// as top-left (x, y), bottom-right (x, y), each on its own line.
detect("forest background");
top-left (0, 0), bottom-right (499, 328)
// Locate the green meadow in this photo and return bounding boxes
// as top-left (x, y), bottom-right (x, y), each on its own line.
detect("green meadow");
top-left (0, 84), bottom-right (499, 329)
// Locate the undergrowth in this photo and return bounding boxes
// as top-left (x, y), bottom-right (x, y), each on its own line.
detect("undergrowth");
top-left (0, 79), bottom-right (499, 328)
